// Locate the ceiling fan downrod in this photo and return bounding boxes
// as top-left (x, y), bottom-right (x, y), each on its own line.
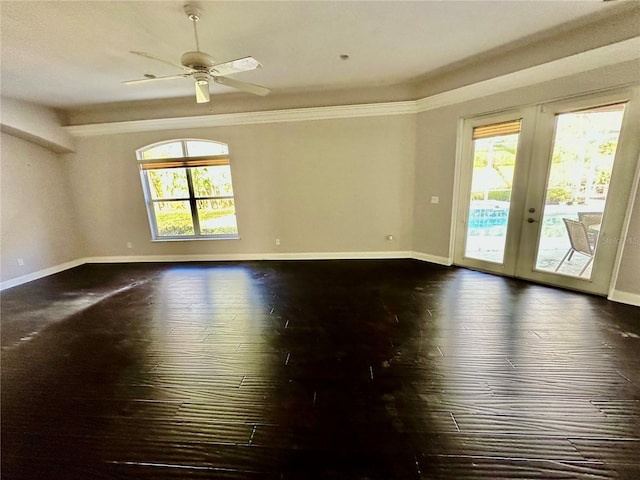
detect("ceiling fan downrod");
top-left (184, 4), bottom-right (202, 52)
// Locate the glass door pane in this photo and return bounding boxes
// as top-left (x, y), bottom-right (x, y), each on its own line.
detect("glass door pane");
top-left (534, 103), bottom-right (626, 278)
top-left (464, 120), bottom-right (521, 264)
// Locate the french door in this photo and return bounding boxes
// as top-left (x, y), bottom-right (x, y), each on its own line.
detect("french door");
top-left (454, 88), bottom-right (640, 295)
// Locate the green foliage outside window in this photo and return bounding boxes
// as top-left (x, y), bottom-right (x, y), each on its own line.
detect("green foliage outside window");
top-left (138, 139), bottom-right (239, 239)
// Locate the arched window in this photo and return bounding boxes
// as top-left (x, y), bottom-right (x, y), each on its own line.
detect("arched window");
top-left (136, 139), bottom-right (238, 240)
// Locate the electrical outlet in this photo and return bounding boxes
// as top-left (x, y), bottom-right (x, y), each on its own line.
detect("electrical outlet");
top-left (126, 242), bottom-right (133, 249)
top-left (17, 258), bottom-right (24, 266)
top-left (431, 196), bottom-right (439, 204)
top-left (275, 238), bottom-right (281, 246)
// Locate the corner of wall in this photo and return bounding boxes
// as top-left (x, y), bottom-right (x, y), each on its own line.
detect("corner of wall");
top-left (411, 251), bottom-right (453, 266)
top-left (1, 96), bottom-right (75, 153)
top-left (0, 258), bottom-right (87, 291)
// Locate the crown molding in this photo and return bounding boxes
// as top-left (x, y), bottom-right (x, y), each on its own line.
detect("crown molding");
top-left (64, 37), bottom-right (640, 138)
top-left (415, 36), bottom-right (640, 113)
top-left (65, 101), bottom-right (417, 137)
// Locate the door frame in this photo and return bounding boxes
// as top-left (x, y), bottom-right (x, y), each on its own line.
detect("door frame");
top-left (515, 87), bottom-right (640, 295)
top-left (452, 107), bottom-right (538, 277)
top-left (452, 86), bottom-right (640, 295)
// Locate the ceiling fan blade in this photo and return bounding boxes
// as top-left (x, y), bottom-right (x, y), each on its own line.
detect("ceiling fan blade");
top-left (213, 76), bottom-right (270, 96)
top-left (129, 51), bottom-right (192, 72)
top-left (123, 74), bottom-right (191, 85)
top-left (195, 78), bottom-right (210, 103)
top-left (214, 76), bottom-right (270, 96)
top-left (210, 56), bottom-right (262, 76)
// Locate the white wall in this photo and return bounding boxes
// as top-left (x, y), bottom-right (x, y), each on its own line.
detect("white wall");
top-left (63, 115), bottom-right (416, 259)
top-left (0, 132), bottom-right (84, 284)
top-left (614, 170), bottom-right (640, 296)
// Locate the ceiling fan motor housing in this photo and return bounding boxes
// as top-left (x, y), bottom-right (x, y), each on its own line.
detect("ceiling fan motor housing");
top-left (181, 51), bottom-right (215, 70)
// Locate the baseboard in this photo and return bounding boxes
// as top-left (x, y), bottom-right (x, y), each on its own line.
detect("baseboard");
top-left (608, 289), bottom-right (640, 307)
top-left (0, 258), bottom-right (87, 291)
top-left (85, 254), bottom-right (264, 263)
top-left (411, 251), bottom-right (453, 266)
top-left (85, 251), bottom-right (415, 263)
top-left (264, 251), bottom-right (414, 261)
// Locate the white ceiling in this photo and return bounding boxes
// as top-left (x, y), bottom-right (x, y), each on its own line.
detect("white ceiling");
top-left (0, 1), bottom-right (621, 109)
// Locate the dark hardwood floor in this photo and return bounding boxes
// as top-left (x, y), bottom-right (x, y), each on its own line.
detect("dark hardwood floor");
top-left (2, 260), bottom-right (639, 479)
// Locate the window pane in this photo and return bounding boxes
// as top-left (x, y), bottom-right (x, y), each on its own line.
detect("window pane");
top-left (147, 168), bottom-right (190, 200)
top-left (140, 141), bottom-right (183, 160)
top-left (186, 140), bottom-right (228, 157)
top-left (153, 201), bottom-right (195, 236)
top-left (197, 199), bottom-right (238, 235)
top-left (464, 127), bottom-right (520, 263)
top-left (192, 166), bottom-right (234, 197)
top-left (534, 103), bottom-right (625, 277)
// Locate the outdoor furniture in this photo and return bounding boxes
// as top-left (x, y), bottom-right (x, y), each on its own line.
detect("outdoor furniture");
top-left (555, 218), bottom-right (594, 276)
top-left (578, 211), bottom-right (602, 247)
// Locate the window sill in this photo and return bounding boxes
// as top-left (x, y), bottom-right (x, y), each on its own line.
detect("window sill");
top-left (151, 235), bottom-right (240, 242)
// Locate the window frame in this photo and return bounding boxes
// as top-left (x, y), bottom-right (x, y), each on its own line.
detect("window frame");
top-left (136, 139), bottom-right (240, 241)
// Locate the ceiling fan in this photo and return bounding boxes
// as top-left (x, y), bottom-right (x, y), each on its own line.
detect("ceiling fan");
top-left (124, 4), bottom-right (270, 103)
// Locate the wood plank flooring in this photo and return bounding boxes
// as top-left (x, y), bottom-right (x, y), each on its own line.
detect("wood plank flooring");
top-left (2, 260), bottom-right (639, 479)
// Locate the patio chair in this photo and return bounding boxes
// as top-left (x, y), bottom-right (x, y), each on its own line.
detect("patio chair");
top-left (578, 211), bottom-right (602, 247)
top-left (555, 218), bottom-right (594, 276)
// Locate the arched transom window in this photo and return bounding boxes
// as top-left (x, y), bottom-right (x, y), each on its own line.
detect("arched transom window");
top-left (136, 139), bottom-right (238, 240)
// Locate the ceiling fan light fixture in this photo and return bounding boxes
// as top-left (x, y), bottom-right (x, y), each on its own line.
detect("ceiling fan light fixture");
top-left (194, 75), bottom-right (210, 103)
